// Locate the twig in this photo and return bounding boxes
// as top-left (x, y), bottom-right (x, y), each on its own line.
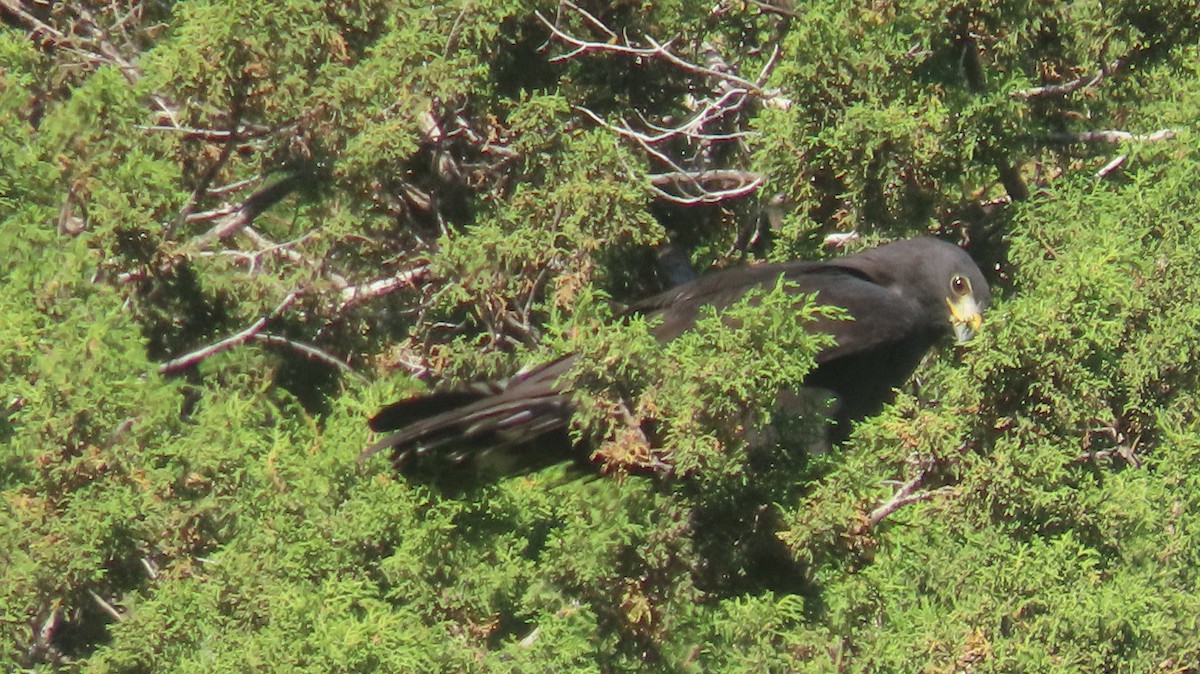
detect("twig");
top-left (140, 557), bottom-right (159, 580)
top-left (338, 266), bottom-right (430, 310)
top-left (242, 226), bottom-right (349, 290)
top-left (1072, 445), bottom-right (1141, 468)
top-left (71, 5), bottom-right (179, 124)
top-left (198, 230), bottom-right (319, 275)
top-left (654, 87), bottom-right (756, 138)
top-left (158, 292), bottom-right (298, 374)
top-left (0, 0), bottom-right (65, 40)
top-left (185, 203), bottom-right (240, 223)
top-left (87, 589), bottom-right (123, 622)
top-left (578, 106), bottom-right (763, 203)
top-left (1073, 422), bottom-right (1142, 468)
top-left (207, 176), bottom-right (260, 197)
top-left (186, 173), bottom-right (308, 248)
top-left (579, 95), bottom-right (752, 145)
top-left (540, 3), bottom-right (770, 207)
top-left (867, 473), bottom-right (955, 528)
top-left (823, 231), bottom-right (860, 247)
top-left (1046, 128), bottom-right (1176, 144)
top-left (559, 0), bottom-right (616, 39)
top-left (647, 170), bottom-right (763, 204)
top-left (646, 35), bottom-right (765, 95)
top-left (535, 10), bottom-right (766, 96)
top-left (1095, 155), bottom-right (1126, 178)
top-left (747, 0), bottom-right (801, 18)
top-left (250, 333), bottom-right (365, 380)
top-left (755, 40), bottom-right (783, 88)
top-left (1011, 56), bottom-right (1125, 100)
top-left (134, 122), bottom-right (274, 141)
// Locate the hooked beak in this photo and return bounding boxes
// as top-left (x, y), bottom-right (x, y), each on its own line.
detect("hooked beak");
top-left (946, 295), bottom-right (984, 343)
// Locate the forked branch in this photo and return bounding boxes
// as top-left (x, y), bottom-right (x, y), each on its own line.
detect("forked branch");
top-left (537, 2), bottom-right (783, 205)
top-left (158, 292), bottom-right (298, 374)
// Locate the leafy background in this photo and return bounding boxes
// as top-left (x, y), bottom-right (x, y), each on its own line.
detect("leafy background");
top-left (3, 0), bottom-right (1200, 671)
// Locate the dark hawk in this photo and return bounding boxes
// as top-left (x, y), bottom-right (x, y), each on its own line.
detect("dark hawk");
top-left (361, 237), bottom-right (990, 474)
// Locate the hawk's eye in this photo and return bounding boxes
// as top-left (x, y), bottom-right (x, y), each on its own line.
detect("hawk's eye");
top-left (951, 274), bottom-right (970, 296)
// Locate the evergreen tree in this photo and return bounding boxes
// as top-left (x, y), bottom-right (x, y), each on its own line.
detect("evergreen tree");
top-left (3, 1), bottom-right (1200, 671)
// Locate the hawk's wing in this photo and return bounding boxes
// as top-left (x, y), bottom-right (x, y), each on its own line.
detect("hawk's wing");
top-left (634, 260), bottom-right (924, 363)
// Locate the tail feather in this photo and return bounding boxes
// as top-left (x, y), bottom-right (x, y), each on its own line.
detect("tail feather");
top-left (368, 387), bottom-right (497, 434)
top-left (360, 355), bottom-right (579, 474)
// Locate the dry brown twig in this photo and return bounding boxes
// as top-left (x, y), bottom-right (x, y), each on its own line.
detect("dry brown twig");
top-left (536, 3), bottom-right (785, 205)
top-left (1011, 56), bottom-right (1126, 100)
top-left (197, 230), bottom-right (319, 274)
top-left (867, 472), bottom-right (956, 529)
top-left (2, 1), bottom-right (184, 126)
top-left (862, 449), bottom-right (963, 531)
top-left (573, 103), bottom-right (763, 204)
top-left (1073, 420), bottom-right (1143, 468)
top-left (536, 8), bottom-right (764, 94)
top-left (158, 291), bottom-right (298, 374)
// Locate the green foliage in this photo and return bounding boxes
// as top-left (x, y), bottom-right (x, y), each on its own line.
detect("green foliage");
top-left (423, 127), bottom-right (663, 380)
top-left (5, 0), bottom-right (1200, 672)
top-left (643, 281), bottom-right (837, 479)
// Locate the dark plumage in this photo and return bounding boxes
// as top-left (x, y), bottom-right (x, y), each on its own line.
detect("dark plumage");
top-left (362, 237), bottom-right (990, 474)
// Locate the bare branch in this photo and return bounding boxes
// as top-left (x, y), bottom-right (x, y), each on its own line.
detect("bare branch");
top-left (0, 0), bottom-right (65, 40)
top-left (647, 170), bottom-right (763, 204)
top-left (755, 40), bottom-right (784, 88)
top-left (536, 9), bottom-right (667, 60)
top-left (338, 266), bottom-right (430, 310)
top-left (185, 203), bottom-right (240, 224)
top-left (140, 557), bottom-right (159, 580)
top-left (865, 470), bottom-right (956, 529)
top-left (135, 122), bottom-right (276, 141)
top-left (1096, 155), bottom-right (1126, 178)
top-left (174, 85), bottom-right (251, 227)
top-left (747, 0), bottom-right (801, 18)
top-left (158, 292), bottom-right (298, 374)
top-left (186, 173), bottom-right (308, 248)
top-left (647, 169), bottom-right (762, 187)
top-left (67, 5), bottom-right (179, 124)
top-left (242, 226), bottom-right (349, 289)
top-left (87, 589), bottom-right (123, 622)
top-left (535, 10), bottom-right (767, 97)
top-left (539, 3), bottom-right (772, 208)
top-left (1046, 128), bottom-right (1176, 144)
top-left (823, 231), bottom-right (860, 248)
top-left (198, 230), bottom-right (319, 274)
top-left (186, 208), bottom-right (253, 245)
top-left (1011, 56), bottom-right (1125, 100)
top-left (1073, 421), bottom-right (1143, 468)
top-left (559, 0), bottom-right (616, 39)
top-left (646, 35), bottom-right (765, 95)
top-left (1072, 445), bottom-right (1141, 467)
top-left (655, 86), bottom-right (757, 139)
top-left (250, 333), bottom-right (365, 380)
top-left (207, 176), bottom-right (260, 197)
top-left (577, 105), bottom-right (762, 203)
